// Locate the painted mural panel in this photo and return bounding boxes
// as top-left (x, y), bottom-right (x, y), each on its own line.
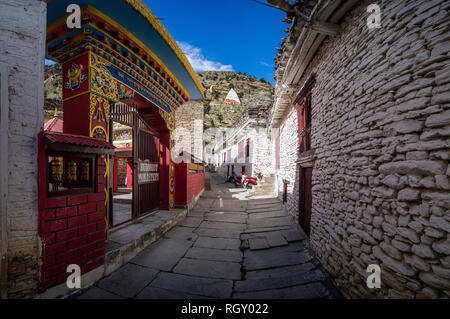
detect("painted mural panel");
top-left (62, 54), bottom-right (89, 101)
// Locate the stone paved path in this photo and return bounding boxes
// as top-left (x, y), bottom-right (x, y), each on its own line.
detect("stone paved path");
top-left (75, 173), bottom-right (341, 299)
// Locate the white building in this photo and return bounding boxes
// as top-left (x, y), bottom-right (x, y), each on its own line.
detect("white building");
top-left (205, 108), bottom-right (276, 194)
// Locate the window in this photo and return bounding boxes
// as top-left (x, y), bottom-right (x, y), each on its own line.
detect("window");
top-left (297, 96), bottom-right (312, 154)
top-left (246, 139), bottom-right (250, 158)
top-left (294, 75), bottom-right (315, 154)
top-left (227, 149), bottom-right (231, 162)
top-left (47, 152), bottom-right (95, 196)
top-left (238, 141), bottom-right (244, 158)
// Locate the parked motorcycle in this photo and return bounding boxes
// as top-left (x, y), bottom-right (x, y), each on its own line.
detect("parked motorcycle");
top-left (230, 172), bottom-right (257, 189)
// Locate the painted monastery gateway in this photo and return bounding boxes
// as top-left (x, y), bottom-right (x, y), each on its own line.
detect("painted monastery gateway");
top-left (0, 0), bottom-right (449, 300)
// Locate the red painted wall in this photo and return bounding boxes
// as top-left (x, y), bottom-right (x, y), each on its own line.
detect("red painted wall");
top-left (113, 157), bottom-right (118, 192)
top-left (174, 163), bottom-right (204, 206)
top-left (126, 159), bottom-right (133, 189)
top-left (159, 131), bottom-right (170, 210)
top-left (38, 134), bottom-right (106, 292)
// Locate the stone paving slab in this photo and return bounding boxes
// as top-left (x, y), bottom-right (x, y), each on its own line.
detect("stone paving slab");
top-left (96, 263), bottom-right (159, 298)
top-left (204, 214), bottom-right (247, 224)
top-left (194, 236), bottom-right (241, 250)
top-left (136, 286), bottom-right (211, 299)
top-left (130, 239), bottom-right (193, 271)
top-left (248, 237), bottom-right (269, 250)
top-left (173, 258), bottom-right (241, 280)
top-left (232, 282), bottom-right (330, 299)
top-left (247, 211), bottom-right (286, 220)
top-left (198, 220), bottom-right (246, 231)
top-left (185, 247), bottom-right (242, 263)
top-left (247, 199), bottom-right (281, 205)
top-left (150, 272), bottom-right (233, 298)
top-left (177, 217), bottom-right (204, 228)
top-left (187, 210), bottom-right (207, 217)
top-left (265, 232), bottom-right (289, 247)
top-left (247, 206), bottom-right (284, 213)
top-left (248, 217), bottom-right (293, 229)
top-left (75, 286), bottom-right (124, 299)
top-left (241, 225), bottom-right (293, 235)
top-left (194, 228), bottom-right (242, 239)
top-left (205, 211), bottom-right (247, 217)
top-left (244, 250), bottom-right (313, 271)
top-left (234, 269), bottom-right (326, 292)
top-left (283, 229), bottom-right (306, 242)
top-left (245, 263), bottom-right (317, 280)
top-left (194, 198), bottom-right (216, 209)
top-left (164, 226), bottom-right (198, 241)
top-left (211, 199), bottom-right (247, 212)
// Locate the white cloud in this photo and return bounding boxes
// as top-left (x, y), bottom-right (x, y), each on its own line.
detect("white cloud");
top-left (177, 41), bottom-right (234, 72)
top-left (260, 61), bottom-right (272, 68)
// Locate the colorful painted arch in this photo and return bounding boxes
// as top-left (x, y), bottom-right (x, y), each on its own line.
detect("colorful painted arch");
top-left (46, 0), bottom-right (205, 103)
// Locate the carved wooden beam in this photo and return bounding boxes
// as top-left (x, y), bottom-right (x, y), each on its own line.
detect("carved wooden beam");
top-left (309, 21), bottom-right (341, 35)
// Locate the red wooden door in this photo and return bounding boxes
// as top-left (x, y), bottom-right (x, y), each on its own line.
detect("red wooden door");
top-left (299, 167), bottom-right (312, 236)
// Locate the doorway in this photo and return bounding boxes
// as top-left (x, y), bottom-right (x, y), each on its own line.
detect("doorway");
top-left (109, 103), bottom-right (160, 227)
top-left (299, 167), bottom-right (312, 236)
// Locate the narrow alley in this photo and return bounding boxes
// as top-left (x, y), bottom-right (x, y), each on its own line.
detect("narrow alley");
top-left (74, 173), bottom-right (340, 299)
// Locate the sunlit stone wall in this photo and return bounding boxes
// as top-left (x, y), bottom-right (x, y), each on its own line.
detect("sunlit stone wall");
top-left (0, 0), bottom-right (47, 298)
top-left (275, 0), bottom-right (450, 298)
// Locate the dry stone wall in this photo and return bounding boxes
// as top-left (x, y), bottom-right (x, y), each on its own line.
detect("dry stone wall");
top-left (174, 100), bottom-right (204, 162)
top-left (277, 0), bottom-right (450, 298)
top-left (277, 108), bottom-right (300, 222)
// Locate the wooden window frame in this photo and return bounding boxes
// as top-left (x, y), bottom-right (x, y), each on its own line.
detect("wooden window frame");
top-left (46, 151), bottom-right (96, 198)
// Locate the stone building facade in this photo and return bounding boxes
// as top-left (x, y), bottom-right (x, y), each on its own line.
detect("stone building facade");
top-left (0, 0), bottom-right (47, 298)
top-left (268, 0), bottom-right (450, 298)
top-left (174, 99), bottom-right (205, 162)
top-left (207, 107), bottom-right (276, 193)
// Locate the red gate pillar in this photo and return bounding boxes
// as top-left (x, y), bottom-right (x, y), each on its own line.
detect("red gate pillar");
top-left (113, 156), bottom-right (118, 192)
top-left (159, 131), bottom-right (170, 210)
top-left (62, 52), bottom-right (111, 142)
top-left (126, 158), bottom-right (133, 189)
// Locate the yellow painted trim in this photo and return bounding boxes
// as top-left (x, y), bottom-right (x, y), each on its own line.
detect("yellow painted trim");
top-left (62, 90), bottom-right (90, 102)
top-left (47, 4), bottom-right (204, 98)
top-left (90, 48), bottom-right (181, 108)
top-left (85, 6), bottom-right (191, 100)
top-left (49, 21), bottom-right (188, 103)
top-left (51, 38), bottom-right (183, 107)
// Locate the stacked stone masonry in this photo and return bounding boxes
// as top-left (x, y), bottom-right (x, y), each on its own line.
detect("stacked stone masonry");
top-left (174, 100), bottom-right (204, 162)
top-left (275, 0), bottom-right (450, 298)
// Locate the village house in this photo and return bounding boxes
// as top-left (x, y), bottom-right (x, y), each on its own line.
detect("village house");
top-left (205, 105), bottom-right (276, 195)
top-left (266, 0), bottom-right (450, 298)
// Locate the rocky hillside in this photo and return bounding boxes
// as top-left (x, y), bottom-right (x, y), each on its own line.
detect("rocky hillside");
top-left (199, 71), bottom-right (274, 129)
top-left (44, 63), bottom-right (62, 120)
top-left (43, 66), bottom-right (274, 129)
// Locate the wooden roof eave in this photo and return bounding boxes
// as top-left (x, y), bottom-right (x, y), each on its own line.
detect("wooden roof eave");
top-left (268, 0), bottom-right (360, 129)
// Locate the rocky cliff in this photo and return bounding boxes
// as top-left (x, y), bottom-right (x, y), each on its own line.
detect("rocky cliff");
top-left (199, 71), bottom-right (274, 129)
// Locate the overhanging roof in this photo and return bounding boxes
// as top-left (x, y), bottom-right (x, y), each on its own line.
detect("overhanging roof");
top-left (46, 0), bottom-right (204, 100)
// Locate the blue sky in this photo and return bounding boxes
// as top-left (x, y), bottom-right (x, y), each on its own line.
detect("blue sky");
top-left (46, 1), bottom-right (287, 85)
top-left (144, 0), bottom-right (286, 85)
